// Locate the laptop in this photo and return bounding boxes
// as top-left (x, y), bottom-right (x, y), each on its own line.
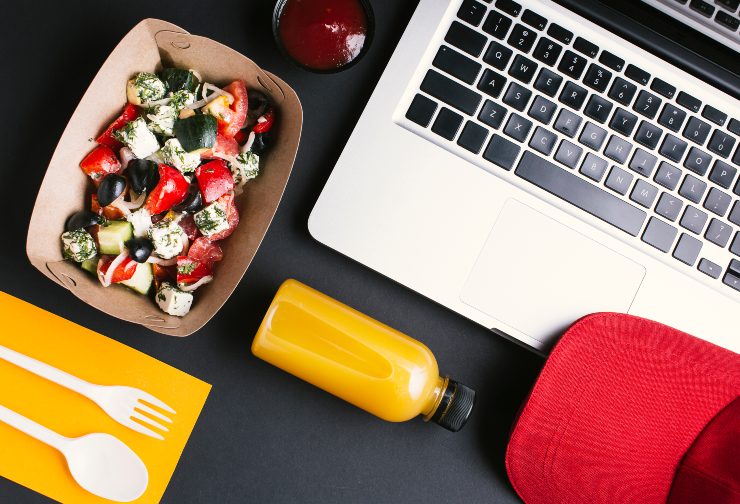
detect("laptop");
top-left (309, 0), bottom-right (740, 354)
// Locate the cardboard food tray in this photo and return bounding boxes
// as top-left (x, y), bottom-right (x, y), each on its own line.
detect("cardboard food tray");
top-left (26, 19), bottom-right (302, 336)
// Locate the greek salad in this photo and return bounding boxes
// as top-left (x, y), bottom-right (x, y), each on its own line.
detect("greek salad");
top-left (61, 68), bottom-right (275, 317)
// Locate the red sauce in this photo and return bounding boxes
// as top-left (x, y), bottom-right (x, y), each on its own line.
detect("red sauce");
top-left (277, 0), bottom-right (369, 71)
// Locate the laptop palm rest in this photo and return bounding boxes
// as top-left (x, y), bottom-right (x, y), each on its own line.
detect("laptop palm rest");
top-left (460, 199), bottom-right (646, 345)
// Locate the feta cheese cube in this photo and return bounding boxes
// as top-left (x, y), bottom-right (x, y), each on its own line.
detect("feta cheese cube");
top-left (115, 117), bottom-right (160, 158)
top-left (127, 208), bottom-right (152, 238)
top-left (146, 104), bottom-right (177, 136)
top-left (159, 138), bottom-right (200, 174)
top-left (148, 219), bottom-right (186, 259)
top-left (156, 282), bottom-right (193, 317)
top-left (61, 229), bottom-right (97, 263)
top-left (194, 201), bottom-right (229, 237)
top-left (126, 72), bottom-right (166, 106)
top-left (231, 151), bottom-right (260, 187)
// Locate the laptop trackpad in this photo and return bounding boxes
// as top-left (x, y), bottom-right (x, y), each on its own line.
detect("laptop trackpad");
top-left (460, 199), bottom-right (645, 345)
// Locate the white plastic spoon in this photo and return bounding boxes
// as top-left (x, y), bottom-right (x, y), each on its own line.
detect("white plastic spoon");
top-left (0, 404), bottom-right (148, 502)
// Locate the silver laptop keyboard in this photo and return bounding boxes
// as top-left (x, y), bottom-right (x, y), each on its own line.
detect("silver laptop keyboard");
top-left (399, 0), bottom-right (740, 296)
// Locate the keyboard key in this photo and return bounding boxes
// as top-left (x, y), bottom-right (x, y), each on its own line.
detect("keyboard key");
top-left (515, 151), bottom-right (647, 235)
top-left (730, 201), bottom-right (740, 226)
top-left (605, 166), bottom-right (634, 195)
top-left (679, 174), bottom-right (708, 203)
top-left (579, 122), bottom-right (608, 151)
top-left (680, 205), bottom-right (709, 234)
top-left (457, 121), bottom-right (489, 153)
top-left (598, 51), bottom-right (625, 72)
top-left (656, 192), bottom-right (683, 221)
top-left (559, 81), bottom-right (588, 110)
top-left (654, 161), bottom-right (682, 190)
top-left (631, 179), bottom-right (659, 208)
top-left (625, 64), bottom-right (650, 86)
top-left (702, 105), bottom-right (727, 126)
top-left (707, 130), bottom-right (736, 158)
top-left (504, 113), bottom-right (533, 142)
top-left (529, 126), bottom-right (558, 155)
top-left (734, 147), bottom-right (740, 170)
top-left (547, 23), bottom-right (573, 44)
top-left (733, 234), bottom-right (740, 256)
top-left (729, 119), bottom-right (740, 136)
top-left (433, 46), bottom-right (482, 84)
top-left (658, 104), bottom-right (687, 133)
top-left (458, 0), bottom-right (487, 26)
top-left (482, 10), bottom-right (513, 40)
top-left (554, 139), bottom-right (583, 168)
top-left (659, 134), bottom-right (688, 162)
top-left (698, 258), bottom-right (722, 279)
top-left (634, 121), bottom-right (663, 150)
top-left (431, 107), bottom-right (464, 140)
top-left (731, 259), bottom-right (740, 278)
top-left (689, 0), bottom-right (715, 17)
top-left (478, 100), bottom-right (507, 129)
top-left (508, 54), bottom-right (538, 84)
top-left (650, 78), bottom-right (676, 99)
top-left (554, 109), bottom-right (582, 137)
top-left (724, 271), bottom-right (740, 291)
top-left (604, 135), bottom-right (633, 164)
top-left (507, 24), bottom-right (537, 53)
top-left (580, 153), bottom-right (609, 181)
top-left (715, 11), bottom-right (740, 30)
top-left (684, 147), bottom-right (712, 175)
top-left (528, 95), bottom-right (557, 124)
top-left (422, 70), bottom-right (483, 115)
top-left (709, 160), bottom-right (737, 189)
top-left (608, 77), bottom-right (638, 106)
top-left (610, 108), bottom-right (639, 136)
top-left (633, 90), bottom-right (662, 119)
top-left (483, 41), bottom-right (513, 70)
top-left (673, 233), bottom-right (702, 265)
top-left (584, 95), bottom-right (613, 124)
top-left (495, 0), bottom-right (522, 17)
top-left (532, 37), bottom-right (562, 67)
top-left (445, 21), bottom-right (487, 57)
top-left (582, 64), bottom-right (612, 94)
top-left (503, 82), bottom-right (532, 111)
top-left (477, 68), bottom-right (508, 98)
top-left (573, 37), bottom-right (599, 58)
top-left (558, 51), bottom-right (588, 79)
top-left (705, 218), bottom-right (732, 247)
top-left (533, 68), bottom-right (563, 97)
top-left (406, 94), bottom-right (437, 127)
top-left (676, 91), bottom-right (702, 113)
top-left (629, 148), bottom-right (658, 177)
top-left (704, 187), bottom-right (732, 216)
top-left (483, 134), bottom-right (520, 170)
top-left (521, 9), bottom-right (547, 30)
top-left (642, 217), bottom-right (677, 252)
top-left (717, 0), bottom-right (740, 11)
top-left (683, 116), bottom-right (711, 145)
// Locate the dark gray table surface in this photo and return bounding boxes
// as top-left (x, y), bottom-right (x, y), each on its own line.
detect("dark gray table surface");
top-left (1, 1), bottom-right (735, 503)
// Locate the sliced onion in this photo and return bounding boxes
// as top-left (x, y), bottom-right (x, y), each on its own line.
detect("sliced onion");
top-left (241, 131), bottom-right (256, 154)
top-left (100, 249), bottom-right (129, 287)
top-left (119, 147), bottom-right (135, 170)
top-left (142, 96), bottom-right (172, 107)
top-left (147, 256), bottom-right (177, 266)
top-left (187, 82), bottom-right (234, 110)
top-left (179, 275), bottom-right (213, 292)
top-left (120, 190), bottom-right (146, 210)
top-left (109, 196), bottom-right (132, 216)
top-left (190, 69), bottom-right (202, 82)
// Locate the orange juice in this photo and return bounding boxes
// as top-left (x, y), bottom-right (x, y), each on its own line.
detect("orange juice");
top-left (252, 280), bottom-right (475, 431)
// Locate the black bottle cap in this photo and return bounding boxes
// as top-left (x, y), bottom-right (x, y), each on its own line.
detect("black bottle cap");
top-left (430, 379), bottom-right (476, 432)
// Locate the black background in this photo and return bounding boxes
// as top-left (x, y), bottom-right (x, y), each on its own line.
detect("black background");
top-left (0, 1), bottom-right (736, 503)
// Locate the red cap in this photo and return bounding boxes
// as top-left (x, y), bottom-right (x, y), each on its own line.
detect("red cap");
top-left (506, 313), bottom-right (740, 504)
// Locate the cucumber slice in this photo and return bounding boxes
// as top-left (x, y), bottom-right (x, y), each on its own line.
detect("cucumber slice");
top-left (159, 68), bottom-right (197, 92)
top-left (98, 221), bottom-right (133, 255)
top-left (120, 262), bottom-right (153, 295)
top-left (174, 114), bottom-right (217, 152)
top-left (80, 256), bottom-right (99, 274)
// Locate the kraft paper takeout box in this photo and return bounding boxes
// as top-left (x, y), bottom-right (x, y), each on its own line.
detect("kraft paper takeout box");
top-left (26, 19), bottom-right (302, 336)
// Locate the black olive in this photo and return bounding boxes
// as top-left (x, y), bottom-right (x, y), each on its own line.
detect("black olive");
top-left (125, 159), bottom-right (159, 194)
top-left (247, 91), bottom-right (270, 126)
top-left (126, 237), bottom-right (154, 263)
top-left (172, 182), bottom-right (203, 213)
top-left (97, 174), bottom-right (127, 207)
top-left (65, 210), bottom-right (101, 231)
top-left (251, 132), bottom-right (270, 154)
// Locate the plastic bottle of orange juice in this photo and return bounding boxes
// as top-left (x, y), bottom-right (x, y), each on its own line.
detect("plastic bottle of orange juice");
top-left (251, 280), bottom-right (475, 431)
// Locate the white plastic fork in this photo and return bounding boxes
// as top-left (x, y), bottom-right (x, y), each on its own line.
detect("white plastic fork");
top-left (0, 344), bottom-right (175, 440)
